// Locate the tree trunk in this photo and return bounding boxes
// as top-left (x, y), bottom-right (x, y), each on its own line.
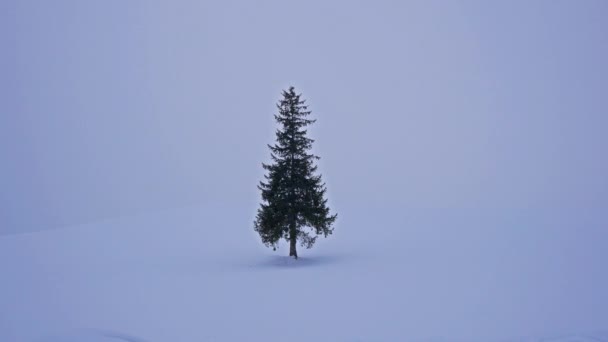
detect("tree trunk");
top-left (289, 226), bottom-right (298, 259)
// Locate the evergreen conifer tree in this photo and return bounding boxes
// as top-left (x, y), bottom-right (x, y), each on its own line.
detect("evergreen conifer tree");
top-left (254, 87), bottom-right (337, 259)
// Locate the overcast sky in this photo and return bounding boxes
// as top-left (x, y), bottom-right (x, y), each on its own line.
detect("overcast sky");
top-left (2, 0), bottom-right (607, 234)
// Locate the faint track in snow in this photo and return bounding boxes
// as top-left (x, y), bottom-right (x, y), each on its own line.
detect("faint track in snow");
top-left (96, 330), bottom-right (149, 342)
top-left (38, 329), bottom-right (149, 342)
top-left (537, 335), bottom-right (607, 342)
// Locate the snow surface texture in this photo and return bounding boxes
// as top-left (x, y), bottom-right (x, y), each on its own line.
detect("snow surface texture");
top-left (1, 204), bottom-right (607, 342)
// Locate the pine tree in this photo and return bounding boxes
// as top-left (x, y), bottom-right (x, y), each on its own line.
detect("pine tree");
top-left (254, 86), bottom-right (337, 259)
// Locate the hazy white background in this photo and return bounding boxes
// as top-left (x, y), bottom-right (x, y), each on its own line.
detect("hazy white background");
top-left (3, 0), bottom-right (606, 234)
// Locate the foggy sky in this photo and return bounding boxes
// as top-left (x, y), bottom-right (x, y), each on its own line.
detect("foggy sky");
top-left (2, 0), bottom-right (607, 234)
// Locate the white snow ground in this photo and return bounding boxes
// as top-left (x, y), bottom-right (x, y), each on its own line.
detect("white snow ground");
top-left (1, 204), bottom-right (607, 342)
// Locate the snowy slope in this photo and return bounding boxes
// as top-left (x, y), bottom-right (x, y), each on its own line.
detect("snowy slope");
top-left (1, 204), bottom-right (607, 342)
